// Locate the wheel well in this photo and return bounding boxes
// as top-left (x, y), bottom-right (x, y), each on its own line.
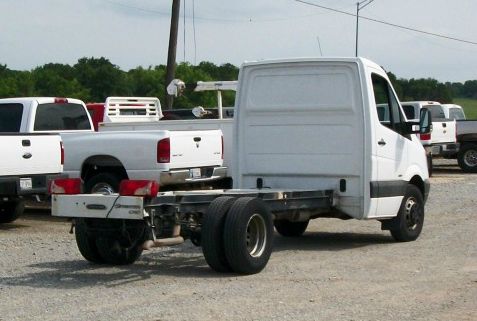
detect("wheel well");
top-left (409, 175), bottom-right (425, 196)
top-left (81, 155), bottom-right (128, 182)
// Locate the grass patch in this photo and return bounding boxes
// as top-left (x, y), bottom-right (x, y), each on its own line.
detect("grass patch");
top-left (453, 98), bottom-right (477, 119)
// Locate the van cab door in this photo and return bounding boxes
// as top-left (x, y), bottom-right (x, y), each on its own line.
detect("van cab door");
top-left (370, 72), bottom-right (409, 218)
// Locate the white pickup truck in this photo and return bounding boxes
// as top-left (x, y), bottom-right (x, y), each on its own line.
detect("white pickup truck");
top-left (0, 97), bottom-right (226, 194)
top-left (51, 57), bottom-right (431, 274)
top-left (0, 126), bottom-right (64, 222)
top-left (401, 101), bottom-right (458, 157)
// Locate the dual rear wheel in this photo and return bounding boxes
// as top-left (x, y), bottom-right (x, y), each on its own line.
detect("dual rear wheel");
top-left (75, 218), bottom-right (145, 265)
top-left (201, 196), bottom-right (274, 275)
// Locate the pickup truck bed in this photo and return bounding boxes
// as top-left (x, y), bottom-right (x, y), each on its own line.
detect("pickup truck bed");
top-left (0, 133), bottom-right (64, 223)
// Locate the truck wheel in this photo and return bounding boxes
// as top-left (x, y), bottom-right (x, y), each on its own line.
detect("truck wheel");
top-left (0, 200), bottom-right (24, 224)
top-left (201, 196), bottom-right (237, 272)
top-left (85, 173), bottom-right (121, 194)
top-left (427, 153), bottom-right (433, 177)
top-left (95, 220), bottom-right (145, 265)
top-left (457, 143), bottom-right (477, 173)
top-left (223, 197), bottom-right (274, 274)
top-left (274, 219), bottom-right (309, 237)
top-left (75, 218), bottom-right (105, 264)
top-left (390, 185), bottom-right (424, 242)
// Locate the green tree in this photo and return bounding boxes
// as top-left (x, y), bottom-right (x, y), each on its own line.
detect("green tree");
top-left (32, 64), bottom-right (89, 99)
top-left (74, 57), bottom-right (130, 102)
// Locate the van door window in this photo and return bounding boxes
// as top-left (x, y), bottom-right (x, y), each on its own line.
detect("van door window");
top-left (372, 73), bottom-right (404, 135)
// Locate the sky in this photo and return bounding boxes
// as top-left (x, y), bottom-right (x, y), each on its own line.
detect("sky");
top-left (0, 0), bottom-right (476, 83)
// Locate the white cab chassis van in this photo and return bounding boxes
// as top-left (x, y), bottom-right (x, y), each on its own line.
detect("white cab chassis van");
top-left (51, 57), bottom-right (431, 274)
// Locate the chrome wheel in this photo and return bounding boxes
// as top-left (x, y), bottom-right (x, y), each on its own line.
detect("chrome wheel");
top-left (403, 197), bottom-right (421, 231)
top-left (246, 213), bottom-right (267, 258)
top-left (463, 149), bottom-right (477, 167)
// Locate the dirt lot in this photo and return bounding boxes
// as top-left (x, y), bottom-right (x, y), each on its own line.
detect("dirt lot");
top-left (0, 159), bottom-right (476, 321)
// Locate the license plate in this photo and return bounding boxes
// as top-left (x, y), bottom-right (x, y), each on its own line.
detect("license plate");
top-left (20, 178), bottom-right (33, 190)
top-left (189, 168), bottom-right (201, 179)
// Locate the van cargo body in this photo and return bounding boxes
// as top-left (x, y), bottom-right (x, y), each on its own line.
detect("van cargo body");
top-left (52, 57), bottom-right (430, 274)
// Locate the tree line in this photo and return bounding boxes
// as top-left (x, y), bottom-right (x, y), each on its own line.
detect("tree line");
top-left (0, 57), bottom-right (476, 108)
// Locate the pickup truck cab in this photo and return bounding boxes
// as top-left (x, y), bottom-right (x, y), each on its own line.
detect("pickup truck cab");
top-left (441, 104), bottom-right (466, 120)
top-left (51, 57), bottom-right (431, 274)
top-left (401, 101), bottom-right (458, 166)
top-left (0, 101), bottom-right (65, 222)
top-left (0, 97), bottom-right (226, 194)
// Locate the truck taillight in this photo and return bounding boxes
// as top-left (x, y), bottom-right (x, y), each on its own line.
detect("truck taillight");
top-left (54, 98), bottom-right (68, 104)
top-left (420, 133), bottom-right (431, 141)
top-left (49, 178), bottom-right (82, 195)
top-left (157, 138), bottom-right (170, 163)
top-left (119, 180), bottom-right (159, 197)
top-left (60, 142), bottom-right (64, 165)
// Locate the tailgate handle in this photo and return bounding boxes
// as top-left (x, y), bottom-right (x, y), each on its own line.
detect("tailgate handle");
top-left (378, 139), bottom-right (386, 146)
top-left (22, 139), bottom-right (31, 146)
top-left (23, 152), bottom-right (32, 159)
top-left (193, 137), bottom-right (201, 142)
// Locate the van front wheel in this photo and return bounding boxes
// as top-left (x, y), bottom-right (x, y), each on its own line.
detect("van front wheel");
top-left (390, 185), bottom-right (424, 242)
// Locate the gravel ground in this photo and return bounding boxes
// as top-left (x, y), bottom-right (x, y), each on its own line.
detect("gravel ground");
top-left (0, 159), bottom-right (476, 321)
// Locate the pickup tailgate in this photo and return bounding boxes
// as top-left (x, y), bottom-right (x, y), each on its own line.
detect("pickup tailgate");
top-left (0, 134), bottom-right (62, 176)
top-left (169, 129), bottom-right (223, 168)
top-left (432, 120), bottom-right (456, 144)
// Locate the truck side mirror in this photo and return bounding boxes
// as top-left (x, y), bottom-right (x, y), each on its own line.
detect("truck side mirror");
top-left (419, 108), bottom-right (432, 134)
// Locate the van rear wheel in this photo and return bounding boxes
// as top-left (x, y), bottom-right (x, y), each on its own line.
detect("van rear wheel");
top-left (201, 196), bottom-right (237, 272)
top-left (223, 197), bottom-right (274, 275)
top-left (390, 185), bottom-right (424, 242)
top-left (95, 220), bottom-right (146, 265)
top-left (75, 218), bottom-right (105, 264)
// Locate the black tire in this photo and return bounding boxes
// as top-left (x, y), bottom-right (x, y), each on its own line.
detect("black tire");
top-left (75, 218), bottom-right (105, 264)
top-left (427, 153), bottom-right (433, 177)
top-left (457, 143), bottom-right (477, 173)
top-left (223, 197), bottom-right (274, 275)
top-left (95, 220), bottom-right (145, 265)
top-left (390, 185), bottom-right (425, 242)
top-left (85, 173), bottom-right (121, 194)
top-left (201, 196), bottom-right (237, 272)
top-left (0, 200), bottom-right (24, 224)
top-left (274, 219), bottom-right (309, 237)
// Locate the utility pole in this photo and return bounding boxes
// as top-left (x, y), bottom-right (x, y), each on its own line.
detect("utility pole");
top-left (165, 0), bottom-right (181, 110)
top-left (355, 0), bottom-right (375, 57)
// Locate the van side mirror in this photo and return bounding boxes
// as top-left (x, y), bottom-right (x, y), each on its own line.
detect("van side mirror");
top-left (419, 108), bottom-right (431, 134)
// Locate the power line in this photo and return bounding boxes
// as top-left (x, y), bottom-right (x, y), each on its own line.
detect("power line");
top-left (103, 0), bottom-right (335, 23)
top-left (294, 0), bottom-right (477, 46)
top-left (192, 0), bottom-right (197, 64)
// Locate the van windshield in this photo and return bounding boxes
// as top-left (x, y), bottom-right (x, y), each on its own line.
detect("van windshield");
top-left (0, 103), bottom-right (23, 132)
